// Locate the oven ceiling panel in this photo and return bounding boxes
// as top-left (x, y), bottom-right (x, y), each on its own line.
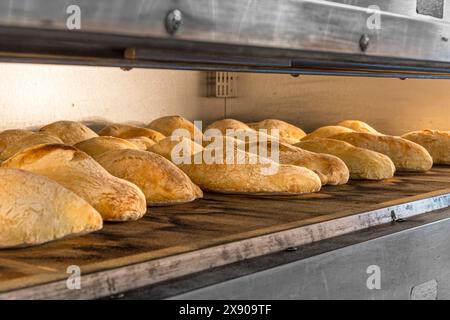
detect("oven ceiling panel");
top-left (1, 0), bottom-right (450, 78)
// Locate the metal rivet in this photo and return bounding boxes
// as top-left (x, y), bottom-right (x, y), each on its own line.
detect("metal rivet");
top-left (166, 9), bottom-right (183, 35)
top-left (359, 34), bottom-right (370, 52)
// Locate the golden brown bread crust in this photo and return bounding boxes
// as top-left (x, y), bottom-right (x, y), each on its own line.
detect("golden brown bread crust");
top-left (0, 168), bottom-right (102, 248)
top-left (0, 129), bottom-right (34, 154)
top-left (205, 119), bottom-right (297, 144)
top-left (337, 120), bottom-right (381, 134)
top-left (247, 119), bottom-right (306, 142)
top-left (40, 121), bottom-right (99, 145)
top-left (179, 160), bottom-right (321, 195)
top-left (245, 140), bottom-right (349, 185)
top-left (331, 132), bottom-right (433, 172)
top-left (177, 137), bottom-right (321, 194)
top-left (126, 136), bottom-right (156, 150)
top-left (1, 144), bottom-right (147, 221)
top-left (149, 136), bottom-right (203, 161)
top-left (295, 138), bottom-right (396, 180)
top-left (95, 149), bottom-right (203, 206)
top-left (147, 115), bottom-right (203, 138)
top-left (402, 130), bottom-right (450, 165)
top-left (302, 126), bottom-right (355, 141)
top-left (0, 133), bottom-right (63, 161)
top-left (74, 136), bottom-right (140, 158)
top-left (99, 124), bottom-right (165, 142)
top-left (205, 119), bottom-right (251, 133)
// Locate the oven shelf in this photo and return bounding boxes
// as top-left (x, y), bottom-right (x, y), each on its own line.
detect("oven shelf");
top-left (1, 166), bottom-right (450, 299)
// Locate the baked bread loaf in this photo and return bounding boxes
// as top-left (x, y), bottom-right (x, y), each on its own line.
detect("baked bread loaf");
top-left (0, 129), bottom-right (34, 157)
top-left (402, 130), bottom-right (450, 165)
top-left (302, 126), bottom-right (355, 141)
top-left (149, 136), bottom-right (203, 162)
top-left (205, 118), bottom-right (252, 133)
top-left (40, 121), bottom-right (99, 145)
top-left (74, 136), bottom-right (140, 158)
top-left (247, 119), bottom-right (306, 142)
top-left (0, 129), bottom-right (34, 150)
top-left (331, 132), bottom-right (433, 172)
top-left (99, 124), bottom-right (165, 142)
top-left (337, 120), bottom-right (380, 134)
top-left (0, 168), bottom-right (102, 248)
top-left (246, 140), bottom-right (349, 185)
top-left (147, 115), bottom-right (203, 138)
top-left (1, 144), bottom-right (147, 221)
top-left (126, 137), bottom-right (156, 150)
top-left (205, 119), bottom-right (296, 144)
top-left (0, 132), bottom-right (63, 161)
top-left (178, 137), bottom-right (321, 194)
top-left (295, 138), bottom-right (396, 180)
top-left (95, 149), bottom-right (203, 206)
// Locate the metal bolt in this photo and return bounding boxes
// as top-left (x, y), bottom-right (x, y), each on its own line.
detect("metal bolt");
top-left (359, 34), bottom-right (370, 52)
top-left (166, 9), bottom-right (183, 35)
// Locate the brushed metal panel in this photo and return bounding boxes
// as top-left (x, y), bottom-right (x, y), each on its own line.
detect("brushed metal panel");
top-left (168, 210), bottom-right (450, 300)
top-left (0, 0), bottom-right (450, 71)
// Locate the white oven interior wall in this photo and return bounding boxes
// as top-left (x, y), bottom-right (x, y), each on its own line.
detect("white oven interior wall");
top-left (225, 73), bottom-right (450, 136)
top-left (0, 63), bottom-right (224, 132)
top-left (2, 63), bottom-right (450, 136)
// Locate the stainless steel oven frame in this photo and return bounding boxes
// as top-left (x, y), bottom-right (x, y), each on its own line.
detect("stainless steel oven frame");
top-left (1, 0), bottom-right (450, 78)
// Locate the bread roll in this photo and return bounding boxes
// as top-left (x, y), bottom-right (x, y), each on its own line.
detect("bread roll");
top-left (95, 149), bottom-right (203, 206)
top-left (178, 136), bottom-right (321, 194)
top-left (247, 119), bottom-right (306, 142)
top-left (40, 121), bottom-right (98, 145)
top-left (147, 115), bottom-right (203, 138)
top-left (0, 168), bottom-right (102, 248)
top-left (302, 126), bottom-right (355, 141)
top-left (149, 136), bottom-right (203, 162)
top-left (402, 130), bottom-right (450, 165)
top-left (1, 144), bottom-right (147, 221)
top-left (99, 124), bottom-right (165, 142)
top-left (74, 136), bottom-right (139, 158)
top-left (295, 138), bottom-right (396, 180)
top-left (0, 132), bottom-right (63, 161)
top-left (337, 120), bottom-right (380, 134)
top-left (126, 136), bottom-right (156, 150)
top-left (245, 140), bottom-right (349, 185)
top-left (331, 132), bottom-right (433, 172)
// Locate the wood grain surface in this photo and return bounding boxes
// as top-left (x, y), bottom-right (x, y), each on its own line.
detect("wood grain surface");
top-left (1, 167), bottom-right (450, 299)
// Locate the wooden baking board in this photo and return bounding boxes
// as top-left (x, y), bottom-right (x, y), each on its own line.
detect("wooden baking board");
top-left (1, 167), bottom-right (450, 299)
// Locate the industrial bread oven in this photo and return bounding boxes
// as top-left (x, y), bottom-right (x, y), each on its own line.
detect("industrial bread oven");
top-left (1, 0), bottom-right (450, 300)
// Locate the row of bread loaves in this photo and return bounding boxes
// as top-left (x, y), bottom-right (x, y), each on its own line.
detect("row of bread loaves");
top-left (1, 116), bottom-right (447, 249)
